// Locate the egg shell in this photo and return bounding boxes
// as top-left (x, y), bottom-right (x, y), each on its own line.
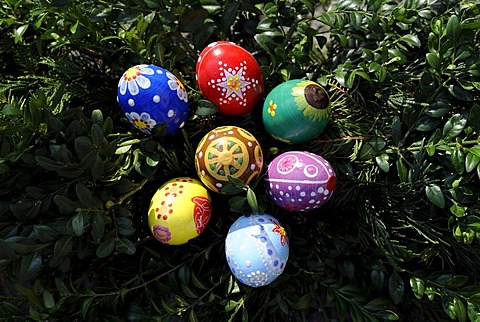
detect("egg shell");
top-left (196, 41), bottom-right (265, 116)
top-left (265, 151), bottom-right (336, 212)
top-left (225, 213), bottom-right (289, 287)
top-left (117, 64), bottom-right (189, 136)
top-left (262, 79), bottom-right (331, 144)
top-left (148, 177), bottom-right (212, 245)
top-left (194, 126), bottom-right (263, 194)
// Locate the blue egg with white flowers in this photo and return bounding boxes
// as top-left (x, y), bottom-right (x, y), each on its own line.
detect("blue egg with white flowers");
top-left (117, 64), bottom-right (189, 136)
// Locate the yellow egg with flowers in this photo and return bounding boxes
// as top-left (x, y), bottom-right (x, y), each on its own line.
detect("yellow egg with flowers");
top-left (148, 177), bottom-right (213, 245)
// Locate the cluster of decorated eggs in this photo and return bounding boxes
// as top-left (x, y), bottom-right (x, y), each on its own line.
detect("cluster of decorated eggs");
top-left (117, 41), bottom-right (337, 289)
top-left (117, 41), bottom-right (331, 144)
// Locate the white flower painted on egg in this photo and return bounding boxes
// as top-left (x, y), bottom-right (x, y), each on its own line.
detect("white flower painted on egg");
top-left (125, 111), bottom-right (156, 134)
top-left (118, 65), bottom-right (154, 96)
top-left (166, 72), bottom-right (188, 102)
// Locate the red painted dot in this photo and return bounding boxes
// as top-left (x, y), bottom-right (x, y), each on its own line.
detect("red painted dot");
top-left (157, 214), bottom-right (161, 219)
top-left (165, 192), bottom-right (170, 196)
top-left (168, 209), bottom-right (173, 214)
top-left (163, 215), bottom-right (168, 220)
top-left (172, 183), bottom-right (177, 186)
top-left (179, 191), bottom-right (183, 194)
top-left (172, 193), bottom-right (177, 197)
top-left (165, 187), bottom-right (169, 190)
top-left (161, 201), bottom-right (165, 205)
top-left (156, 207), bottom-right (159, 212)
top-left (182, 179), bottom-right (187, 182)
top-left (168, 204), bottom-right (173, 207)
top-left (180, 185), bottom-right (184, 188)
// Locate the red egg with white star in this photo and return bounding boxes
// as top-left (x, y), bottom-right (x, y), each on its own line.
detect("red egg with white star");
top-left (148, 177), bottom-right (213, 245)
top-left (196, 41), bottom-right (265, 116)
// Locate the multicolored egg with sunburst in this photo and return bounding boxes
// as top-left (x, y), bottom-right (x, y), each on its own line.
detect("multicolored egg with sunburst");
top-left (148, 177), bottom-right (212, 245)
top-left (194, 126), bottom-right (263, 194)
top-left (117, 64), bottom-right (189, 136)
top-left (196, 41), bottom-right (264, 116)
top-left (262, 79), bottom-right (331, 144)
top-left (225, 213), bottom-right (289, 288)
top-left (265, 151), bottom-right (336, 212)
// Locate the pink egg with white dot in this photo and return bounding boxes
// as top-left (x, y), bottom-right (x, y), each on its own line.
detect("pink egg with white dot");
top-left (265, 151), bottom-right (336, 212)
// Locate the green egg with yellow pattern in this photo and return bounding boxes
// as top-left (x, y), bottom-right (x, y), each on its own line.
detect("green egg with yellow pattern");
top-left (262, 79), bottom-right (331, 145)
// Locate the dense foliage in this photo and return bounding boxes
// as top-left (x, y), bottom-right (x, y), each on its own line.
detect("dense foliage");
top-left (1, 0), bottom-right (480, 320)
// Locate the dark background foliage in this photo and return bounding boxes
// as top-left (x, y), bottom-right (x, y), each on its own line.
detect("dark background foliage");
top-left (1, 0), bottom-right (480, 321)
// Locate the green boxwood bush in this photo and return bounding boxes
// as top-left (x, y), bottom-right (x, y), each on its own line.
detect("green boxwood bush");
top-left (1, 0), bottom-right (479, 320)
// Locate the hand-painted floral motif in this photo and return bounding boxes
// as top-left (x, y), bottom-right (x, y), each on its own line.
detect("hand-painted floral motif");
top-left (153, 225), bottom-right (171, 243)
top-left (118, 65), bottom-right (154, 96)
top-left (191, 196), bottom-right (212, 234)
top-left (268, 100), bottom-right (277, 117)
top-left (292, 80), bottom-right (330, 122)
top-left (270, 219), bottom-right (288, 246)
top-left (167, 72), bottom-right (188, 102)
top-left (125, 112), bottom-right (156, 134)
top-left (277, 155), bottom-right (298, 173)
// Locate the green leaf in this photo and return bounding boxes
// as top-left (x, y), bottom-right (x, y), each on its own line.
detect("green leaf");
top-left (92, 214), bottom-right (105, 242)
top-left (0, 239), bottom-right (17, 259)
top-left (42, 290), bottom-right (55, 309)
top-left (446, 15), bottom-right (460, 42)
top-left (71, 212), bottom-right (84, 236)
top-left (466, 216), bottom-right (480, 233)
top-left (246, 188), bottom-right (260, 214)
top-left (448, 84), bottom-right (473, 101)
top-left (443, 114), bottom-right (467, 141)
top-left (91, 123), bottom-right (105, 148)
top-left (53, 195), bottom-right (77, 215)
top-left (34, 225), bottom-right (58, 243)
top-left (92, 109), bottom-right (104, 125)
top-left (371, 269), bottom-right (385, 291)
top-left (76, 183), bottom-right (94, 208)
top-left (117, 238), bottom-right (135, 255)
top-left (454, 297), bottom-right (467, 322)
top-left (426, 52), bottom-right (440, 69)
top-left (20, 252), bottom-right (42, 281)
top-left (425, 184), bottom-right (445, 208)
top-left (96, 239), bottom-right (115, 258)
top-left (54, 236), bottom-right (73, 258)
top-left (14, 24), bottom-right (28, 43)
top-left (465, 151), bottom-right (480, 172)
top-left (396, 159), bottom-right (408, 182)
top-left (401, 34), bottom-right (421, 47)
top-left (81, 297), bottom-right (94, 319)
top-left (189, 309), bottom-right (199, 322)
top-left (410, 277), bottom-right (425, 299)
top-left (375, 153), bottom-right (390, 172)
top-left (221, 2), bottom-right (240, 34)
top-left (451, 146), bottom-right (465, 174)
top-left (55, 277), bottom-right (70, 297)
top-left (467, 302), bottom-right (480, 321)
top-left (450, 203), bottom-right (467, 217)
top-left (389, 272), bottom-right (405, 305)
top-left (1, 104), bottom-right (22, 116)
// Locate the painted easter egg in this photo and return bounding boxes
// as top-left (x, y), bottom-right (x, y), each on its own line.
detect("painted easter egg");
top-left (262, 79), bottom-right (331, 144)
top-left (225, 213), bottom-right (289, 288)
top-left (195, 126), bottom-right (263, 194)
top-left (196, 41), bottom-right (264, 116)
top-left (265, 151), bottom-right (336, 212)
top-left (117, 64), bottom-right (189, 136)
top-left (148, 177), bottom-right (212, 245)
